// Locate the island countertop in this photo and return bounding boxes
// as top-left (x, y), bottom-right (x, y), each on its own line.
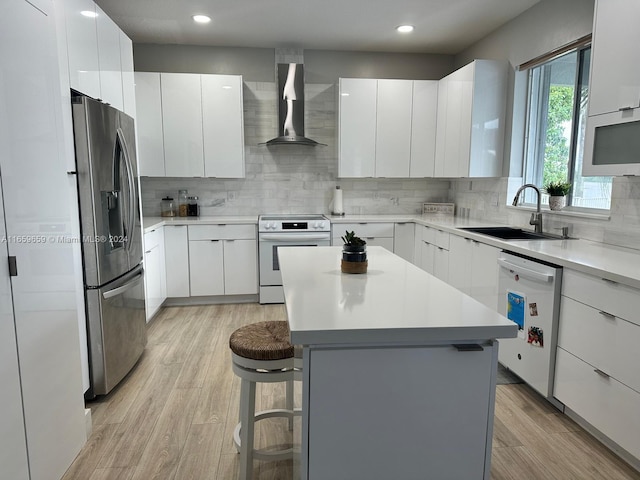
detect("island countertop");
top-left (279, 246), bottom-right (517, 346)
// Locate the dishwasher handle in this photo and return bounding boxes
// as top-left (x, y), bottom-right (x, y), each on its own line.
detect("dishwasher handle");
top-left (497, 258), bottom-right (554, 283)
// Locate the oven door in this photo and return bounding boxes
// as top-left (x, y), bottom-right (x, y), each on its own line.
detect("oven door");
top-left (259, 233), bottom-right (331, 286)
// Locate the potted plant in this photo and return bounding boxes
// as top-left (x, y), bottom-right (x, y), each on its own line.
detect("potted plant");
top-left (543, 181), bottom-right (571, 211)
top-left (341, 230), bottom-right (367, 273)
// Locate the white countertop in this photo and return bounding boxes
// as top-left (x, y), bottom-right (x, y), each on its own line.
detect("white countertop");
top-left (280, 246), bottom-right (517, 346)
top-left (143, 215), bottom-right (258, 233)
top-left (141, 213), bottom-right (640, 289)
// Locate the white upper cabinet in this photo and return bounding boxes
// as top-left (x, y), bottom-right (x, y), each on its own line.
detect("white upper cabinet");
top-left (64, 0), bottom-right (101, 99)
top-left (587, 0), bottom-right (640, 117)
top-left (410, 80), bottom-right (438, 177)
top-left (339, 78), bottom-right (377, 177)
top-left (136, 72), bottom-right (245, 178)
top-left (339, 78), bottom-right (438, 178)
top-left (202, 74), bottom-right (245, 178)
top-left (63, 0), bottom-right (133, 114)
top-left (95, 5), bottom-right (123, 110)
top-left (119, 30), bottom-right (136, 118)
top-left (434, 59), bottom-right (507, 178)
top-left (135, 72), bottom-right (165, 176)
top-left (582, 0), bottom-right (640, 176)
top-left (161, 73), bottom-right (205, 177)
top-left (375, 79), bottom-right (413, 177)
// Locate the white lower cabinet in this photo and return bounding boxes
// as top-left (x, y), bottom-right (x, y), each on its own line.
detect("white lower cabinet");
top-left (554, 268), bottom-right (640, 462)
top-left (448, 235), bottom-right (500, 311)
top-left (164, 225), bottom-right (190, 298)
top-left (417, 225), bottom-right (449, 282)
top-left (189, 239), bottom-right (225, 296)
top-left (393, 222), bottom-right (415, 263)
top-left (188, 225), bottom-right (257, 296)
top-left (332, 222), bottom-right (394, 251)
top-left (306, 342), bottom-right (497, 479)
top-left (555, 348), bottom-right (640, 460)
top-left (144, 227), bottom-right (167, 321)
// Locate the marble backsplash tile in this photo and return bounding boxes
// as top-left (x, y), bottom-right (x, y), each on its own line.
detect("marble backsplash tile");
top-left (449, 177), bottom-right (640, 251)
top-left (141, 80), bottom-right (451, 217)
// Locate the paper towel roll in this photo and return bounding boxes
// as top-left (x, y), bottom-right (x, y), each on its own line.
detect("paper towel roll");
top-left (332, 186), bottom-right (344, 215)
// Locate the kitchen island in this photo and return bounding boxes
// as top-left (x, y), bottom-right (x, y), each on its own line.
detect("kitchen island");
top-left (279, 246), bottom-right (517, 480)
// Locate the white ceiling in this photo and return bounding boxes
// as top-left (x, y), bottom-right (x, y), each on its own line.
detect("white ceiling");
top-left (94, 0), bottom-right (540, 54)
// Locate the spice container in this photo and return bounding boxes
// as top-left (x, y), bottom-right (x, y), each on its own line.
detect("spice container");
top-left (178, 189), bottom-right (188, 217)
top-left (187, 196), bottom-right (199, 217)
top-left (161, 197), bottom-right (175, 217)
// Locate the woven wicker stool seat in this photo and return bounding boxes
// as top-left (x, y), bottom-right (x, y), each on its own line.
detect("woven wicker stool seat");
top-left (229, 320), bottom-right (295, 361)
top-left (229, 321), bottom-right (297, 480)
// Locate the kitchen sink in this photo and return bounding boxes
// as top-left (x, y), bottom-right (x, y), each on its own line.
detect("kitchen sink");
top-left (458, 226), bottom-right (572, 241)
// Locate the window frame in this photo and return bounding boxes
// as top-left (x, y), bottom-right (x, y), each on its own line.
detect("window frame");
top-left (521, 43), bottom-right (612, 212)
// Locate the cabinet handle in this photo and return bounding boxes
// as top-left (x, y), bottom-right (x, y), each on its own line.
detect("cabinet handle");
top-left (601, 278), bottom-right (618, 285)
top-left (598, 311), bottom-right (616, 320)
top-left (210, 239), bottom-right (220, 242)
top-left (453, 344), bottom-right (484, 352)
top-left (226, 239), bottom-right (235, 242)
top-left (145, 250), bottom-right (151, 254)
top-left (618, 106), bottom-right (634, 112)
top-left (593, 369), bottom-right (610, 379)
top-left (366, 237), bottom-right (374, 240)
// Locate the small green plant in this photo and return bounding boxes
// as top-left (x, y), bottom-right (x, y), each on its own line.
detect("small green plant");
top-left (341, 230), bottom-right (366, 246)
top-left (543, 181), bottom-right (571, 196)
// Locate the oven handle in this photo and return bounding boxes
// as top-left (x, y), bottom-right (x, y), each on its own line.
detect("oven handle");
top-left (259, 233), bottom-right (330, 242)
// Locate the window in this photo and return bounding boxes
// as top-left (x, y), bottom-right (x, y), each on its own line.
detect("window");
top-left (523, 45), bottom-right (612, 210)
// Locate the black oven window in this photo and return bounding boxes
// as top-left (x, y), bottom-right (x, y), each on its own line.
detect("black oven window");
top-left (272, 244), bottom-right (317, 271)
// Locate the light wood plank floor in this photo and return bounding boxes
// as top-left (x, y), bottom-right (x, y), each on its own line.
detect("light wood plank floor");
top-left (62, 304), bottom-right (640, 480)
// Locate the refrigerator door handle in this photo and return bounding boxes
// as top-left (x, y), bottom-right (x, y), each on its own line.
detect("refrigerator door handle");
top-left (102, 270), bottom-right (144, 299)
top-left (116, 128), bottom-right (135, 252)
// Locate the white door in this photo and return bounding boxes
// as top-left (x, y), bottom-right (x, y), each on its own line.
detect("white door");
top-left (339, 78), bottom-right (377, 177)
top-left (161, 73), bottom-right (204, 177)
top-left (224, 239), bottom-right (258, 295)
top-left (135, 72), bottom-right (165, 176)
top-left (410, 80), bottom-right (438, 177)
top-left (189, 240), bottom-right (225, 296)
top-left (0, 163), bottom-right (29, 480)
top-left (1, 1), bottom-right (87, 479)
top-left (202, 74), bottom-right (245, 178)
top-left (375, 79), bottom-right (412, 177)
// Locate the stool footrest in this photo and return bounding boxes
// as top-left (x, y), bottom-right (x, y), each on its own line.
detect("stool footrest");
top-left (233, 408), bottom-right (301, 461)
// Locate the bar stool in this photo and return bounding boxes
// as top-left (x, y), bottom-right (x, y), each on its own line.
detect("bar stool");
top-left (229, 321), bottom-right (295, 480)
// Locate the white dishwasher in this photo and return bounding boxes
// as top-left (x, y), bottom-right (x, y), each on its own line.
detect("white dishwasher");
top-left (497, 251), bottom-right (562, 401)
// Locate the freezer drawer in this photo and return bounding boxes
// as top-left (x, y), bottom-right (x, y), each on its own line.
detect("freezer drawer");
top-left (85, 266), bottom-right (146, 397)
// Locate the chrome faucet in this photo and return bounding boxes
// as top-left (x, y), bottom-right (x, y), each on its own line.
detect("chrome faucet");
top-left (512, 184), bottom-right (543, 234)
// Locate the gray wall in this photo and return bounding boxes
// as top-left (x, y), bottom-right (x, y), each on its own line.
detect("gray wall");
top-left (449, 0), bottom-right (640, 250)
top-left (134, 46), bottom-right (454, 217)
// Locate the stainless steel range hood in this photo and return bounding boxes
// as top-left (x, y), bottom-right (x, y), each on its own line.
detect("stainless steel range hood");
top-left (262, 63), bottom-right (326, 146)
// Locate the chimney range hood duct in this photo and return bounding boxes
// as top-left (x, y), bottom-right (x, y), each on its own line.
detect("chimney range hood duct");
top-left (262, 63), bottom-right (326, 146)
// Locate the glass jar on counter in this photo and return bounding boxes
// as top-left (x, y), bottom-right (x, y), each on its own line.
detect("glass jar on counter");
top-left (187, 196), bottom-right (199, 217)
top-left (161, 197), bottom-right (175, 217)
top-left (178, 189), bottom-right (188, 217)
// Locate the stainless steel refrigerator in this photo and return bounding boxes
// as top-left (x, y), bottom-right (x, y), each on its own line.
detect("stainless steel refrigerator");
top-left (72, 95), bottom-right (146, 398)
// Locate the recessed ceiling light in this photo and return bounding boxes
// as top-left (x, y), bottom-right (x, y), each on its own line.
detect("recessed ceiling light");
top-left (192, 15), bottom-right (211, 24)
top-left (396, 25), bottom-right (414, 33)
top-left (81, 10), bottom-right (98, 18)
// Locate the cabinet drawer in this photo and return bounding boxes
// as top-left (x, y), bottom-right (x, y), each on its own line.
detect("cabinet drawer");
top-left (334, 222), bottom-right (394, 238)
top-left (422, 226), bottom-right (449, 250)
top-left (188, 224), bottom-right (256, 240)
top-left (559, 296), bottom-right (640, 393)
top-left (144, 227), bottom-right (162, 251)
top-left (554, 347), bottom-right (640, 460)
top-left (562, 269), bottom-right (640, 326)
